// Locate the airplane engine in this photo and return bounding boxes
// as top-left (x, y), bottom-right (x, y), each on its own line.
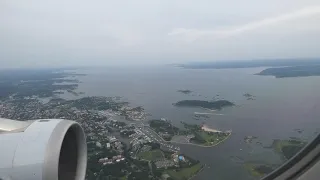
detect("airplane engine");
top-left (0, 119), bottom-right (87, 180)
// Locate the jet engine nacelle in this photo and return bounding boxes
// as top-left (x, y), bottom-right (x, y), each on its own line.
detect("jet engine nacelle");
top-left (0, 118), bottom-right (87, 180)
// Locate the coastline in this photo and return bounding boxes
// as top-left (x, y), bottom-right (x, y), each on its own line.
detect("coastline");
top-left (147, 126), bottom-right (232, 148)
top-left (189, 164), bottom-right (206, 180)
top-left (170, 133), bottom-right (231, 148)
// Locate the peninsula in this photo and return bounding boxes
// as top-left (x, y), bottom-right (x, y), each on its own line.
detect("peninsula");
top-left (149, 120), bottom-right (231, 147)
top-left (256, 65), bottom-right (320, 78)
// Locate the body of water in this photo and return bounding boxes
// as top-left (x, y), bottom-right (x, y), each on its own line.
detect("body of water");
top-left (73, 66), bottom-right (320, 180)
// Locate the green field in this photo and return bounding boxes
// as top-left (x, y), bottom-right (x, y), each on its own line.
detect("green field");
top-left (166, 163), bottom-right (202, 180)
top-left (137, 149), bottom-right (164, 161)
top-left (244, 164), bottom-right (263, 177)
top-left (192, 131), bottom-right (229, 146)
top-left (118, 176), bottom-right (127, 180)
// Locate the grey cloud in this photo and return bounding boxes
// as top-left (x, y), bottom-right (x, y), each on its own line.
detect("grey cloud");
top-left (1, 0), bottom-right (320, 67)
top-left (168, 6), bottom-right (320, 41)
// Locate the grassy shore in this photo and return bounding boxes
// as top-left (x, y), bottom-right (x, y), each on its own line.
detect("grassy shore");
top-left (137, 149), bottom-right (164, 161)
top-left (165, 163), bottom-right (203, 180)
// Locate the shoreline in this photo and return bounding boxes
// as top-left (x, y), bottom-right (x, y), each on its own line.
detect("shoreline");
top-left (146, 126), bottom-right (232, 148)
top-left (189, 164), bottom-right (206, 180)
top-left (170, 133), bottom-right (231, 148)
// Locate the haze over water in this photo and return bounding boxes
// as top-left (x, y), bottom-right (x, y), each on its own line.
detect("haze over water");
top-left (74, 66), bottom-right (320, 180)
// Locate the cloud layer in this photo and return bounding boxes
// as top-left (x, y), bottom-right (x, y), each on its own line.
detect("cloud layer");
top-left (1, 0), bottom-right (320, 67)
top-left (169, 6), bottom-right (320, 41)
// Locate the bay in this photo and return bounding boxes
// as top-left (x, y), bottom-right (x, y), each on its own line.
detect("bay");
top-left (72, 66), bottom-right (320, 180)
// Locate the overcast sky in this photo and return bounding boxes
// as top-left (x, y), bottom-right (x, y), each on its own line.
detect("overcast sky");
top-left (1, 0), bottom-right (320, 67)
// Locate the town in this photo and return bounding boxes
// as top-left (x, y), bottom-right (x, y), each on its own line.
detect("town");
top-left (0, 96), bottom-right (205, 180)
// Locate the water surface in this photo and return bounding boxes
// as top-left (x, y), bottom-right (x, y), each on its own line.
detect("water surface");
top-left (74, 66), bottom-right (320, 180)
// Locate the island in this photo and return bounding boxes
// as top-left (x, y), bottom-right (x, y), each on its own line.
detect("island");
top-left (244, 163), bottom-right (274, 178)
top-left (243, 138), bottom-right (307, 178)
top-left (174, 100), bottom-right (234, 110)
top-left (256, 65), bottom-right (320, 78)
top-left (177, 89), bottom-right (193, 94)
top-left (272, 139), bottom-right (307, 160)
top-left (294, 128), bottom-right (304, 134)
top-left (244, 136), bottom-right (258, 144)
top-left (243, 93), bottom-right (256, 100)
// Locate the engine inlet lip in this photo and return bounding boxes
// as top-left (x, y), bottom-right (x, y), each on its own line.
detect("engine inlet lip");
top-left (43, 120), bottom-right (87, 180)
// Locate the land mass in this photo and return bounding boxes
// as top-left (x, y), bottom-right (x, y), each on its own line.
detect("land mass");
top-left (149, 120), bottom-right (231, 147)
top-left (245, 138), bottom-right (307, 178)
top-left (272, 139), bottom-right (307, 160)
top-left (0, 68), bottom-right (84, 99)
top-left (257, 65), bottom-right (320, 78)
top-left (177, 89), bottom-right (193, 94)
top-left (182, 122), bottom-right (231, 146)
top-left (0, 69), bottom-right (154, 179)
top-left (178, 59), bottom-right (320, 69)
top-left (0, 68), bottom-right (228, 180)
top-left (244, 163), bottom-right (275, 178)
top-left (174, 100), bottom-right (234, 110)
top-left (243, 93), bottom-right (256, 100)
top-left (149, 119), bottom-right (179, 141)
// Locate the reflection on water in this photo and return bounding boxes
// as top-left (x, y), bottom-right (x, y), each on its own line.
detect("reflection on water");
top-left (71, 66), bottom-right (320, 180)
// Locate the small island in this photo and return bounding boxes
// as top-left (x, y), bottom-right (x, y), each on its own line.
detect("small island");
top-left (294, 128), bottom-right (304, 134)
top-left (244, 138), bottom-right (307, 178)
top-left (244, 136), bottom-right (258, 144)
top-left (244, 163), bottom-right (274, 178)
top-left (243, 93), bottom-right (256, 100)
top-left (174, 100), bottom-right (234, 110)
top-left (177, 89), bottom-right (193, 94)
top-left (272, 139), bottom-right (307, 160)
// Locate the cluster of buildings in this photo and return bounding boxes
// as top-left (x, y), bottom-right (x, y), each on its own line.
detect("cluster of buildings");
top-left (0, 96), bottom-right (147, 123)
top-left (130, 129), bottom-right (153, 152)
top-left (154, 159), bottom-right (176, 169)
top-left (0, 99), bottom-right (45, 120)
top-left (0, 96), bottom-right (187, 176)
top-left (153, 153), bottom-right (187, 169)
top-left (120, 106), bottom-right (147, 121)
top-left (98, 155), bottom-right (125, 165)
top-left (172, 154), bottom-right (186, 163)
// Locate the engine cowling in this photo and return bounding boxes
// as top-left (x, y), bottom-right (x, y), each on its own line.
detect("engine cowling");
top-left (0, 119), bottom-right (87, 180)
